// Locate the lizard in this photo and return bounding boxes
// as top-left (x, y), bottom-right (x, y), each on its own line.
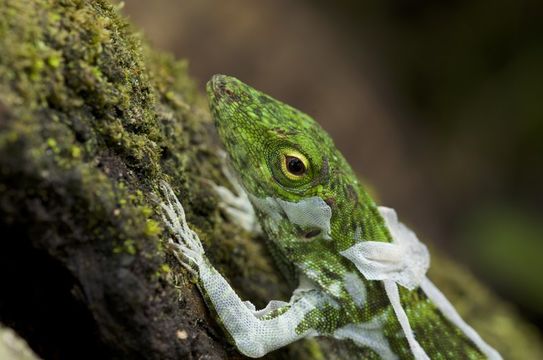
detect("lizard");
top-left (159, 74), bottom-right (502, 359)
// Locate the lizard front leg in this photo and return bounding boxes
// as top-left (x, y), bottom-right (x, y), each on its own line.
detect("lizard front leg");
top-left (158, 181), bottom-right (320, 357)
top-left (208, 151), bottom-right (261, 234)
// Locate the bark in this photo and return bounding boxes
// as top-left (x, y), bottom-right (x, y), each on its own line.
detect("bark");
top-left (0, 1), bottom-right (540, 359)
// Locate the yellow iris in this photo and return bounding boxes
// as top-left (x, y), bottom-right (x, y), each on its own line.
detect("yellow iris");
top-left (280, 149), bottom-right (309, 180)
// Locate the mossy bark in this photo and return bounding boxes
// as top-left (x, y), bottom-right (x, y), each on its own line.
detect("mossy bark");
top-left (0, 1), bottom-right (540, 359)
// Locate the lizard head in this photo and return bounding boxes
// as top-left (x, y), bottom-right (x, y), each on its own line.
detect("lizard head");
top-left (207, 75), bottom-right (390, 295)
top-left (207, 74), bottom-right (340, 201)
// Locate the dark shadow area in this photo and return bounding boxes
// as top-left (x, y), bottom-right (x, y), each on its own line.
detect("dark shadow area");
top-left (0, 225), bottom-right (109, 360)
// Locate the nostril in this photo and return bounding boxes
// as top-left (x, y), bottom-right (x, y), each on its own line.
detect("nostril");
top-left (213, 81), bottom-right (225, 97)
top-left (212, 79), bottom-right (231, 100)
top-left (220, 87), bottom-right (240, 102)
top-left (209, 75), bottom-right (241, 102)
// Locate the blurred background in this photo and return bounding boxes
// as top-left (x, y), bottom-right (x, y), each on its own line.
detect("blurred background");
top-left (120, 0), bottom-right (543, 331)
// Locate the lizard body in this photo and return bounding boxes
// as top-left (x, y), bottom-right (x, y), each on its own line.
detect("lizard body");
top-left (159, 75), bottom-right (501, 359)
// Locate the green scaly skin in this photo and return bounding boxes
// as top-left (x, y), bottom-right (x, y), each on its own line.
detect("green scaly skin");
top-left (207, 74), bottom-right (486, 359)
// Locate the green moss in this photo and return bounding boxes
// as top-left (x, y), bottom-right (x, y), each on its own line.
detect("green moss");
top-left (0, 0), bottom-right (188, 287)
top-left (160, 263), bottom-right (171, 274)
top-left (124, 239), bottom-right (137, 256)
top-left (0, 1), bottom-right (270, 357)
top-left (144, 219), bottom-right (161, 236)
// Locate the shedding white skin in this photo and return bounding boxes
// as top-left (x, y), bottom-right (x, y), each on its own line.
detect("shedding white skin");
top-left (343, 272), bottom-right (367, 308)
top-left (198, 262), bottom-right (320, 357)
top-left (419, 278), bottom-right (503, 360)
top-left (275, 197), bottom-right (332, 239)
top-left (161, 179), bottom-right (501, 359)
top-left (341, 206), bottom-right (502, 360)
top-left (342, 207), bottom-right (430, 290)
top-left (161, 183), bottom-right (399, 358)
top-left (160, 181), bottom-right (320, 357)
top-left (250, 195), bottom-right (333, 240)
top-left (334, 314), bottom-right (398, 360)
top-left (209, 154), bottom-right (262, 234)
top-left (340, 208), bottom-right (431, 360)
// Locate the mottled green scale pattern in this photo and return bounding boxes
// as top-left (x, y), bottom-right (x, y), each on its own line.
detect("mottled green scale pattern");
top-left (207, 75), bottom-right (485, 359)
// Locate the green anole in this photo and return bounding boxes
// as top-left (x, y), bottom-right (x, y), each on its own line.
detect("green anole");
top-left (159, 75), bottom-right (501, 359)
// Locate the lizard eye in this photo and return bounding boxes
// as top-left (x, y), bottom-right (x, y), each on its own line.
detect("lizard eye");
top-left (268, 145), bottom-right (316, 190)
top-left (281, 150), bottom-right (309, 180)
top-left (285, 156), bottom-right (306, 175)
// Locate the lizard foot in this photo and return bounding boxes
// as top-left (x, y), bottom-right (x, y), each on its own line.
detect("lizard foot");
top-left (207, 151), bottom-right (261, 234)
top-left (159, 181), bottom-right (205, 276)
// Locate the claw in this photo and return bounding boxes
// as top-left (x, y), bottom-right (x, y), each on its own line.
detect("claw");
top-left (207, 159), bottom-right (261, 234)
top-left (158, 181), bottom-right (206, 276)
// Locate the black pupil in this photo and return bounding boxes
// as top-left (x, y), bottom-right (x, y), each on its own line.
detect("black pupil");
top-left (286, 156), bottom-right (305, 175)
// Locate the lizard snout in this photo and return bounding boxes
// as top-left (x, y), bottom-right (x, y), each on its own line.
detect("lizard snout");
top-left (207, 74), bottom-right (241, 104)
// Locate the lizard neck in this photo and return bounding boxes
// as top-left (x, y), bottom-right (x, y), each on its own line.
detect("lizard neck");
top-left (327, 179), bottom-right (393, 251)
